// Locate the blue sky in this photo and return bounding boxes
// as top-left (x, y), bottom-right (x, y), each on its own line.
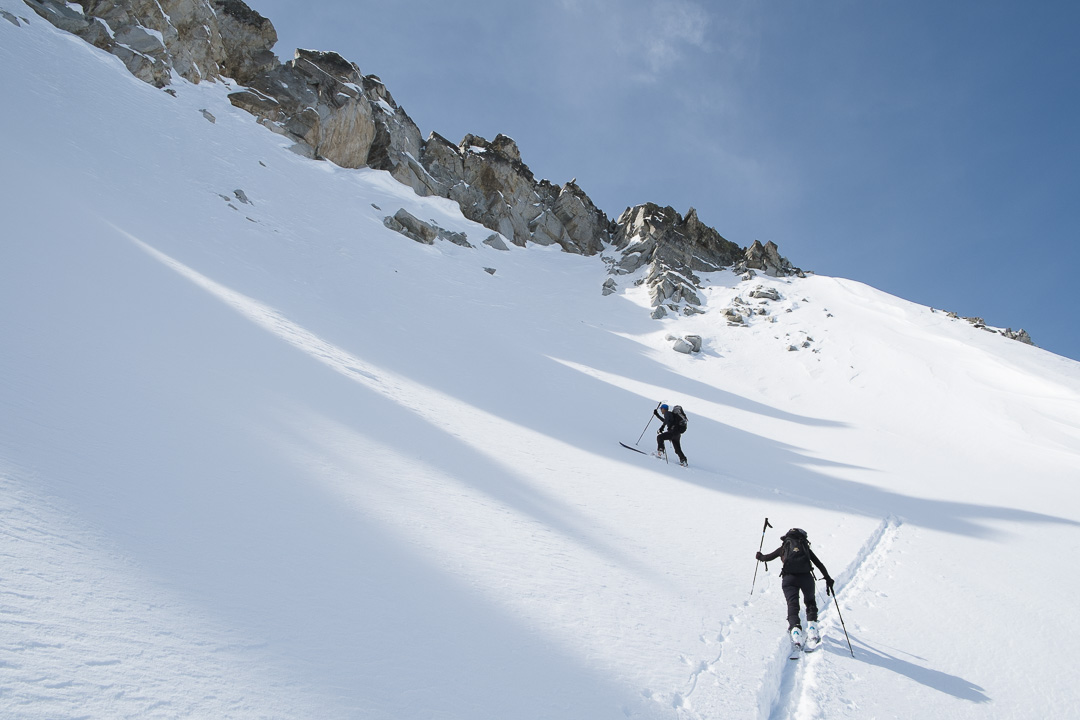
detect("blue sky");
top-left (243, 0), bottom-right (1079, 361)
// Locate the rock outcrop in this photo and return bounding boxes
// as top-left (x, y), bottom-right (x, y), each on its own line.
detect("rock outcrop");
top-left (23, 0), bottom-right (276, 87)
top-left (25, 0), bottom-right (813, 324)
top-left (421, 133), bottom-right (610, 255)
top-left (609, 204), bottom-right (746, 313)
top-left (22, 0), bottom-right (1038, 347)
top-left (741, 239), bottom-right (803, 278)
top-left (957, 316), bottom-right (1036, 346)
top-left (383, 209), bottom-right (472, 248)
top-left (748, 285), bottom-right (781, 301)
top-left (229, 49), bottom-right (385, 170)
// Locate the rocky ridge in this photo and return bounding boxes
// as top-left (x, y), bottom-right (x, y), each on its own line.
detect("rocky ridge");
top-left (22, 0), bottom-right (1033, 347)
top-left (23, 0), bottom-right (802, 320)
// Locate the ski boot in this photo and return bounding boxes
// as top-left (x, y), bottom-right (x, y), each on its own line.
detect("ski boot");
top-left (807, 621), bottom-right (821, 645)
top-left (789, 626), bottom-right (804, 658)
top-left (678, 458), bottom-right (688, 467)
top-left (790, 626), bottom-right (803, 649)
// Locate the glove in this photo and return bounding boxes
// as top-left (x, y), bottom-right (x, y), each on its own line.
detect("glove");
top-left (755, 552), bottom-right (765, 561)
top-left (825, 577), bottom-right (835, 596)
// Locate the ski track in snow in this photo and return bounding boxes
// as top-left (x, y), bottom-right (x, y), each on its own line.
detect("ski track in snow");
top-left (767, 516), bottom-right (902, 720)
top-left (656, 517), bottom-right (900, 720)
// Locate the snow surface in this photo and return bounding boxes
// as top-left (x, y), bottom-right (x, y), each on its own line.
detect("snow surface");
top-left (2, 5), bottom-right (1079, 718)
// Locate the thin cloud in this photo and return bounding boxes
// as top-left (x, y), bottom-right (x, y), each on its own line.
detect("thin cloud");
top-left (557, 0), bottom-right (714, 81)
top-left (641, 1), bottom-right (710, 75)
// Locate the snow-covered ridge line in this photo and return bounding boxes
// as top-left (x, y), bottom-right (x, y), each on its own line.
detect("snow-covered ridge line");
top-left (21, 0), bottom-right (808, 323)
top-left (18, 0), bottom-right (1038, 344)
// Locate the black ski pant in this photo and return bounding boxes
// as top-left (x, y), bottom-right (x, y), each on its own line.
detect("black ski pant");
top-left (782, 573), bottom-right (818, 630)
top-left (657, 429), bottom-right (686, 462)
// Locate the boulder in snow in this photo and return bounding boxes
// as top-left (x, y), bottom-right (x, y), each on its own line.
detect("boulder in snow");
top-left (749, 285), bottom-right (781, 301)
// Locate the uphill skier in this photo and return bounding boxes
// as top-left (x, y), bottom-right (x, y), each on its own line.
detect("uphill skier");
top-left (653, 403), bottom-right (688, 466)
top-left (756, 527), bottom-right (834, 650)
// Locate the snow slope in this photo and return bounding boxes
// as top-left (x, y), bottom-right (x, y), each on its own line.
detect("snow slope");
top-left (2, 5), bottom-right (1079, 718)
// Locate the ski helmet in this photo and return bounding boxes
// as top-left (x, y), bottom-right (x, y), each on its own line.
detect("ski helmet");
top-left (660, 403), bottom-right (669, 410)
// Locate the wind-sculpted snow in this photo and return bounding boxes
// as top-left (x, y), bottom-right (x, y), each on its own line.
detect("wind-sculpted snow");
top-left (3, 5), bottom-right (1080, 719)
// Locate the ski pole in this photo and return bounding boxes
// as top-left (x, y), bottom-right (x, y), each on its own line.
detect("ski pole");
top-left (831, 591), bottom-right (855, 657)
top-left (750, 517), bottom-right (773, 594)
top-left (635, 402), bottom-right (661, 445)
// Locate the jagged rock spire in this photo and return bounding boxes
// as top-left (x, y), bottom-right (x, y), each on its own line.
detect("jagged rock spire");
top-left (743, 240), bottom-right (803, 277)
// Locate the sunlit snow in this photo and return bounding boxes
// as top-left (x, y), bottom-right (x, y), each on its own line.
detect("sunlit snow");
top-left (2, 4), bottom-right (1079, 719)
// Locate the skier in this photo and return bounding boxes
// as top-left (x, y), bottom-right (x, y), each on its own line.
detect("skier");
top-left (653, 403), bottom-right (688, 466)
top-left (756, 528), bottom-right (835, 650)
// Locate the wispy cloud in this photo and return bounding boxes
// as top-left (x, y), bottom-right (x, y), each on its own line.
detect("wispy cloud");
top-left (639, 0), bottom-right (711, 76)
top-left (556, 0), bottom-right (759, 84)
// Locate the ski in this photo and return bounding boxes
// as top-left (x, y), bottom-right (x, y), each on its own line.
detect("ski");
top-left (793, 633), bottom-right (822, 656)
top-left (789, 640), bottom-right (822, 658)
top-left (620, 442), bottom-right (687, 467)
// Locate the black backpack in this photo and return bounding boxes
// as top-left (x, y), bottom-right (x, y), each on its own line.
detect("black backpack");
top-left (671, 405), bottom-right (688, 432)
top-left (781, 528), bottom-right (813, 575)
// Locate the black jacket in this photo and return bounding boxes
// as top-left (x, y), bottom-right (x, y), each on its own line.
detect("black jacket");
top-left (759, 542), bottom-right (831, 581)
top-left (654, 407), bottom-right (685, 434)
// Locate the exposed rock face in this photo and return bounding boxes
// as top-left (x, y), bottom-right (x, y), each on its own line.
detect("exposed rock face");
top-left (552, 181), bottom-right (608, 256)
top-left (230, 49), bottom-right (382, 169)
top-left (742, 239), bottom-right (803, 277)
top-left (24, 0), bottom-right (276, 87)
top-left (610, 204), bottom-right (744, 312)
top-left (213, 0), bottom-right (278, 83)
top-left (441, 133), bottom-right (546, 247)
top-left (613, 205), bottom-right (741, 275)
top-left (419, 133), bottom-right (609, 255)
top-left (25, 0), bottom-right (170, 86)
top-left (26, 0), bottom-right (816, 324)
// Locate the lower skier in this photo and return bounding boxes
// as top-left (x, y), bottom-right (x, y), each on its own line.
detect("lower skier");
top-left (653, 403), bottom-right (688, 466)
top-left (756, 528), bottom-right (834, 652)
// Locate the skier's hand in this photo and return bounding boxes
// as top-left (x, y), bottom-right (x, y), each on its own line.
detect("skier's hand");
top-left (825, 578), bottom-right (835, 596)
top-left (756, 552), bottom-right (765, 561)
